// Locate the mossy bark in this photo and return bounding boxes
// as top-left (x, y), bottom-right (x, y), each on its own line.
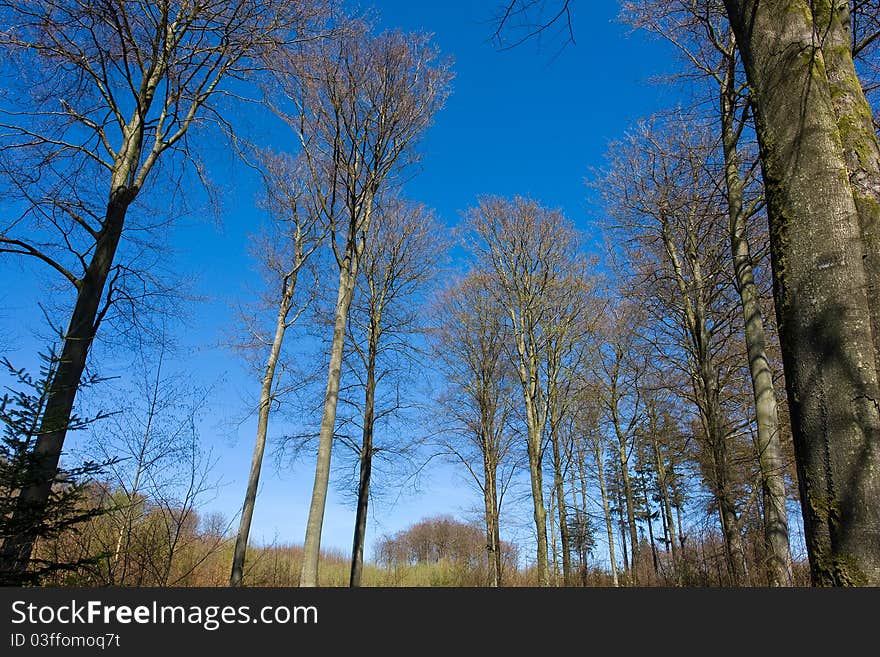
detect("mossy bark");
top-left (814, 0), bottom-right (880, 371)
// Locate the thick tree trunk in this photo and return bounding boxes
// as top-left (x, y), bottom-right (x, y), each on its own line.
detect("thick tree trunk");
top-left (350, 321), bottom-right (378, 588)
top-left (725, 0), bottom-right (880, 586)
top-left (301, 253), bottom-right (360, 587)
top-left (720, 56), bottom-right (793, 587)
top-left (818, 1), bottom-right (880, 368)
top-left (230, 276), bottom-right (296, 586)
top-left (0, 191), bottom-right (131, 584)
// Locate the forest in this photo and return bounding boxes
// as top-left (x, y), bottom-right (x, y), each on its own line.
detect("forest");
top-left (1, 0), bottom-right (879, 589)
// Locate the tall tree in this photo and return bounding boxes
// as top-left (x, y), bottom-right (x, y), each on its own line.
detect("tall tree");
top-left (601, 119), bottom-right (756, 584)
top-left (466, 196), bottom-right (587, 586)
top-left (277, 28), bottom-right (452, 586)
top-left (723, 0), bottom-right (880, 585)
top-left (591, 300), bottom-right (647, 583)
top-left (344, 197), bottom-right (447, 587)
top-left (229, 153), bottom-right (326, 586)
top-left (433, 271), bottom-right (516, 587)
top-left (0, 0), bottom-right (332, 583)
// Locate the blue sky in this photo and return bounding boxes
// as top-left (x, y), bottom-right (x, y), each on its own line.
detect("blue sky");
top-left (1, 1), bottom-right (683, 566)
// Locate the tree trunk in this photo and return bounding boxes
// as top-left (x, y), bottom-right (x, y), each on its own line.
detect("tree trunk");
top-left (650, 428), bottom-right (680, 581)
top-left (720, 53), bottom-right (793, 587)
top-left (549, 420), bottom-right (572, 585)
top-left (0, 191), bottom-right (131, 584)
top-left (614, 426), bottom-right (639, 583)
top-left (616, 482), bottom-right (629, 577)
top-left (300, 251), bottom-right (360, 587)
top-left (350, 319), bottom-right (378, 588)
top-left (230, 275), bottom-right (296, 586)
top-left (482, 440), bottom-right (501, 587)
top-left (725, 0), bottom-right (880, 586)
top-left (526, 424), bottom-right (549, 586)
top-left (642, 483), bottom-right (659, 578)
top-left (817, 1), bottom-right (880, 369)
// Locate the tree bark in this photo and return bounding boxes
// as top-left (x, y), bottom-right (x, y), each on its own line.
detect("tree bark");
top-left (649, 419), bottom-right (680, 581)
top-left (725, 0), bottom-right (880, 586)
top-left (481, 434), bottom-right (502, 587)
top-left (817, 1), bottom-right (880, 369)
top-left (549, 418), bottom-right (572, 585)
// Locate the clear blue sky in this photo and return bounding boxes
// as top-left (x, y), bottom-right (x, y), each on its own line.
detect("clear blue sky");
top-left (1, 1), bottom-right (682, 565)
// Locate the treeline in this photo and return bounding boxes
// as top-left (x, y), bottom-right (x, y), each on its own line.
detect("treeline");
top-left (1, 0), bottom-right (880, 588)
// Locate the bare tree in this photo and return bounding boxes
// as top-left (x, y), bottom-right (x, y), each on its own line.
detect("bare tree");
top-left (571, 380), bottom-right (620, 586)
top-left (274, 28), bottom-right (452, 586)
top-left (433, 271), bottom-right (518, 586)
top-left (0, 0), bottom-right (333, 582)
top-left (600, 118), bottom-right (757, 584)
top-left (622, 0), bottom-right (793, 588)
top-left (590, 299), bottom-right (647, 583)
top-left (85, 340), bottom-right (222, 586)
top-left (465, 196), bottom-right (587, 586)
top-left (342, 197), bottom-right (448, 587)
top-left (229, 152), bottom-right (326, 586)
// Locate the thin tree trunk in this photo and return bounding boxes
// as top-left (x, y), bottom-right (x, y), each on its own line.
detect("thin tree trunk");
top-left (643, 483), bottom-right (659, 578)
top-left (548, 485), bottom-right (559, 584)
top-left (616, 482), bottom-right (629, 578)
top-left (0, 192), bottom-right (131, 584)
top-left (514, 322), bottom-right (549, 586)
top-left (613, 423), bottom-right (639, 582)
top-left (593, 442), bottom-right (619, 587)
top-left (650, 429), bottom-right (680, 581)
top-left (725, 0), bottom-right (880, 586)
top-left (350, 319), bottom-right (378, 588)
top-left (719, 44), bottom-right (793, 587)
top-left (301, 249), bottom-right (361, 587)
top-left (230, 274), bottom-right (296, 586)
top-left (550, 420), bottom-right (572, 585)
top-left (482, 440), bottom-right (501, 587)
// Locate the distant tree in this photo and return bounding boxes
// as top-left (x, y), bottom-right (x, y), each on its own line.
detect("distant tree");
top-left (601, 118), bottom-right (756, 584)
top-left (375, 515), bottom-right (518, 584)
top-left (84, 341), bottom-right (222, 586)
top-left (465, 196), bottom-right (588, 586)
top-left (433, 271), bottom-right (518, 587)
